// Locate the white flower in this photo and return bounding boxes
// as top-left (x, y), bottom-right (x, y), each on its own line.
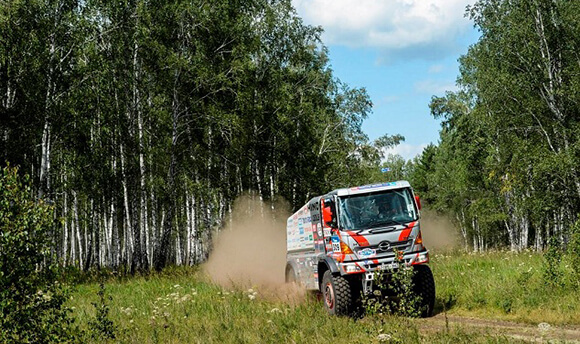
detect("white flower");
top-left (377, 333), bottom-right (391, 342)
top-left (538, 322), bottom-right (551, 332)
top-left (248, 294), bottom-right (256, 300)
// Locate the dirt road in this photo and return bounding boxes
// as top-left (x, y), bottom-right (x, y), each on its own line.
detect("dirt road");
top-left (419, 314), bottom-right (580, 342)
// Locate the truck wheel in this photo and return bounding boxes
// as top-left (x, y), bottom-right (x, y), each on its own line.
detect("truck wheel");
top-left (321, 270), bottom-right (352, 316)
top-left (285, 265), bottom-right (296, 283)
top-left (412, 264), bottom-right (435, 317)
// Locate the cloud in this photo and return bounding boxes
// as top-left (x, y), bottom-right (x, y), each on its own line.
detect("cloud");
top-left (383, 142), bottom-right (428, 161)
top-left (414, 79), bottom-right (457, 95)
top-left (292, 0), bottom-right (476, 62)
top-left (428, 64), bottom-right (444, 74)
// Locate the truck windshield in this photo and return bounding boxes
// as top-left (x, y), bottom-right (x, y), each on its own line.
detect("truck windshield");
top-left (337, 188), bottom-right (418, 231)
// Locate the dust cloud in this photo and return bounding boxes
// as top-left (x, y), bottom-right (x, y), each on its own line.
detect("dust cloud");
top-left (420, 209), bottom-right (460, 252)
top-left (203, 195), bottom-right (304, 302)
top-left (203, 196), bottom-right (458, 301)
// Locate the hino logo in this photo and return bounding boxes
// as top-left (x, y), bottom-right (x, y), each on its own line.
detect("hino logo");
top-left (378, 241), bottom-right (391, 252)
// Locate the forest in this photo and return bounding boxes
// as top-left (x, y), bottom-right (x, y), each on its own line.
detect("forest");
top-left (408, 0), bottom-right (580, 252)
top-left (0, 0), bottom-right (397, 272)
top-left (2, 0), bottom-right (580, 275)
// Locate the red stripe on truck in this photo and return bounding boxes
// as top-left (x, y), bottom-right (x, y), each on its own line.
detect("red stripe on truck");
top-left (398, 221), bottom-right (416, 241)
top-left (346, 231), bottom-right (370, 247)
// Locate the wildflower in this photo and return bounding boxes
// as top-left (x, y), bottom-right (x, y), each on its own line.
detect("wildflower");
top-left (248, 294), bottom-right (256, 300)
top-left (178, 294), bottom-right (192, 303)
top-left (268, 308), bottom-right (282, 314)
top-left (377, 333), bottom-right (391, 342)
top-left (538, 322), bottom-right (551, 332)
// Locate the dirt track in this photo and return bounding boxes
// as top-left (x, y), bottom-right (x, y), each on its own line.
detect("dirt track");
top-left (419, 314), bottom-right (580, 342)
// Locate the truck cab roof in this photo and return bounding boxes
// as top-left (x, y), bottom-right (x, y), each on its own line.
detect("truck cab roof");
top-left (327, 181), bottom-right (411, 197)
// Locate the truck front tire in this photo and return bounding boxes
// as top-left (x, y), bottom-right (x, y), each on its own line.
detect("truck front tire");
top-left (321, 270), bottom-right (352, 316)
top-left (412, 264), bottom-right (435, 317)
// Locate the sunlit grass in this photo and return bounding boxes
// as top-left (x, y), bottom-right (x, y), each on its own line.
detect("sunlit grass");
top-left (432, 249), bottom-right (580, 325)
top-left (68, 251), bottom-right (571, 343)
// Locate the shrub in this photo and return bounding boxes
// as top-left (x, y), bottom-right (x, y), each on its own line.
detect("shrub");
top-left (0, 165), bottom-right (77, 343)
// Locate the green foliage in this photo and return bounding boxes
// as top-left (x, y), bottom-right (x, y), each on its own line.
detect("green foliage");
top-left (0, 0), bottom-right (398, 270)
top-left (542, 237), bottom-right (564, 288)
top-left (0, 166), bottom-right (77, 343)
top-left (566, 220), bottom-right (580, 286)
top-left (541, 219), bottom-right (580, 289)
top-left (362, 255), bottom-right (423, 317)
top-left (87, 282), bottom-right (117, 340)
top-left (417, 0), bottom-right (580, 250)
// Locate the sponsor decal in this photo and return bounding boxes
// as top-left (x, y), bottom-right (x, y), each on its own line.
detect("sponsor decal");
top-left (299, 228), bottom-right (304, 235)
top-left (331, 236), bottom-right (341, 253)
top-left (358, 248), bottom-right (376, 258)
top-left (352, 182), bottom-right (397, 191)
top-left (323, 228), bottom-right (331, 237)
top-left (317, 223), bottom-right (323, 237)
top-left (309, 234), bottom-right (313, 241)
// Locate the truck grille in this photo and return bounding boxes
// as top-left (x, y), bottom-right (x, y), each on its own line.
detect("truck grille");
top-left (373, 239), bottom-right (411, 253)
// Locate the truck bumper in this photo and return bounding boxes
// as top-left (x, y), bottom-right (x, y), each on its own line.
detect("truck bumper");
top-left (338, 249), bottom-right (429, 275)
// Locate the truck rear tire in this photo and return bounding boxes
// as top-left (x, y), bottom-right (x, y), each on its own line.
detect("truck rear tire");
top-left (321, 270), bottom-right (352, 316)
top-left (412, 264), bottom-right (435, 317)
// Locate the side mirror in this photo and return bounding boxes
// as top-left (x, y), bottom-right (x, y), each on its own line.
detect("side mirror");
top-left (322, 198), bottom-right (337, 228)
top-left (415, 195), bottom-right (422, 211)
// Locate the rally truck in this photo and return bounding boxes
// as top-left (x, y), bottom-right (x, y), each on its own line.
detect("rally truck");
top-left (285, 181), bottom-right (435, 316)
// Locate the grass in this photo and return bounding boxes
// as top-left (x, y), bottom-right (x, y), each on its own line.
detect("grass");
top-left (67, 250), bottom-right (577, 343)
top-left (432, 250), bottom-right (580, 325)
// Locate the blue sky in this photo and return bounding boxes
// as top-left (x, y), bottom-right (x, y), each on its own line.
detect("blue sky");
top-left (292, 0), bottom-right (481, 160)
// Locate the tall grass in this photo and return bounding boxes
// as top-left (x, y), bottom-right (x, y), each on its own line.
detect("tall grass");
top-left (68, 250), bottom-right (575, 343)
top-left (432, 250), bottom-right (580, 324)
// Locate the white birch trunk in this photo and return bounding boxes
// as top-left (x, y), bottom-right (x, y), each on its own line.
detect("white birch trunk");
top-left (120, 144), bottom-right (133, 265)
top-left (73, 191), bottom-right (83, 268)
